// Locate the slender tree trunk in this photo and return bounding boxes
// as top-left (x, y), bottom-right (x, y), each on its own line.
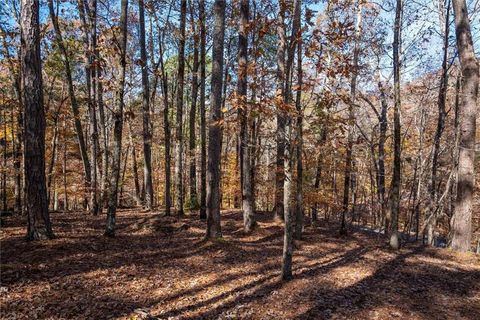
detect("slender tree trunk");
top-left (274, 2), bottom-right (287, 221)
top-left (427, 0), bottom-right (450, 246)
top-left (127, 119), bottom-right (142, 206)
top-left (48, 0), bottom-right (92, 209)
top-left (21, 0), bottom-right (54, 240)
top-left (138, 0), bottom-right (154, 210)
top-left (62, 118), bottom-right (68, 212)
top-left (450, 0), bottom-right (479, 252)
top-left (175, 0), bottom-right (187, 216)
top-left (199, 0), bottom-right (207, 220)
top-left (237, 0), bottom-right (255, 232)
top-left (105, 0), bottom-right (128, 237)
top-left (205, 0), bottom-right (225, 239)
top-left (188, 1), bottom-right (199, 209)
top-left (294, 0), bottom-right (303, 240)
top-left (390, 0), bottom-right (403, 250)
top-left (377, 77), bottom-right (388, 228)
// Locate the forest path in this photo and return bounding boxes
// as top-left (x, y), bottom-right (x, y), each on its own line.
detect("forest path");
top-left (1, 209), bottom-right (479, 319)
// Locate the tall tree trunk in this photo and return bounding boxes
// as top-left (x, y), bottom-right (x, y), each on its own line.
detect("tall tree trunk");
top-left (104, 0), bottom-right (128, 237)
top-left (377, 77), bottom-right (388, 228)
top-left (199, 0), bottom-right (207, 220)
top-left (21, 0), bottom-right (54, 240)
top-left (238, 0), bottom-right (255, 232)
top-left (294, 0), bottom-right (303, 240)
top-left (175, 0), bottom-right (187, 216)
top-left (138, 0), bottom-right (154, 210)
top-left (205, 0), bottom-right (225, 239)
top-left (48, 0), bottom-right (92, 209)
top-left (390, 0), bottom-right (403, 250)
top-left (450, 0), bottom-right (479, 252)
top-left (188, 0), bottom-right (199, 209)
top-left (127, 119), bottom-right (142, 206)
top-left (62, 118), bottom-right (69, 212)
top-left (427, 0), bottom-right (450, 246)
top-left (274, 1), bottom-right (287, 221)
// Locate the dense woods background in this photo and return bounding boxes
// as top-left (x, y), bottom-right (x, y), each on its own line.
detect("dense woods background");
top-left (1, 0), bottom-right (480, 318)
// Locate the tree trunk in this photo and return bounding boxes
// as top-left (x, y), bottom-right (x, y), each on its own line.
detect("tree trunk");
top-left (175, 0), bottom-right (187, 216)
top-left (237, 0), bottom-right (255, 232)
top-left (451, 0), bottom-right (479, 252)
top-left (105, 0), bottom-right (128, 237)
top-left (274, 2), bottom-right (287, 221)
top-left (127, 119), bottom-right (142, 206)
top-left (199, 0), bottom-right (207, 220)
top-left (205, 0), bottom-right (225, 239)
top-left (49, 0), bottom-right (92, 210)
top-left (138, 0), bottom-right (154, 210)
top-left (427, 0), bottom-right (450, 246)
top-left (188, 0), bottom-right (199, 209)
top-left (390, 0), bottom-right (403, 250)
top-left (21, 0), bottom-right (54, 240)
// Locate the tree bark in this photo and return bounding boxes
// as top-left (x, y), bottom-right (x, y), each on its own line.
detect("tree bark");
top-left (105, 0), bottom-right (128, 237)
top-left (199, 0), bottom-right (207, 220)
top-left (390, 0), bottom-right (403, 250)
top-left (175, 0), bottom-right (187, 216)
top-left (238, 0), bottom-right (255, 232)
top-left (205, 0), bottom-right (226, 239)
top-left (138, 0), bottom-right (154, 210)
top-left (451, 0), bottom-right (479, 252)
top-left (21, 0), bottom-right (54, 240)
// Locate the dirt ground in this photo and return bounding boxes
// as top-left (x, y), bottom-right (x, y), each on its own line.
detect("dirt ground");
top-left (1, 209), bottom-right (479, 320)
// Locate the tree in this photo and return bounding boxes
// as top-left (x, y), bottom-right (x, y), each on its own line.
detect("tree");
top-left (175, 0), bottom-right (187, 216)
top-left (21, 0), bottom-right (54, 240)
top-left (205, 0), bottom-right (226, 239)
top-left (238, 0), bottom-right (255, 232)
top-left (105, 0), bottom-right (128, 237)
top-left (199, 0), bottom-right (207, 220)
top-left (139, 0), bottom-right (154, 211)
top-left (450, 0), bottom-right (479, 252)
top-left (390, 0), bottom-right (402, 250)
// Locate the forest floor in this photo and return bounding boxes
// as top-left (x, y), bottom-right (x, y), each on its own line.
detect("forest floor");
top-left (1, 209), bottom-right (480, 320)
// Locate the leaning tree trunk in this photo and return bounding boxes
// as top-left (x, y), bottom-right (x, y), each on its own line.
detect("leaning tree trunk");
top-left (21, 0), bottom-right (54, 240)
top-left (175, 0), bottom-right (187, 216)
top-left (199, 0), bottom-right (207, 220)
top-left (390, 0), bottom-right (403, 250)
top-left (105, 0), bottom-right (128, 237)
top-left (450, 0), bottom-right (479, 252)
top-left (205, 0), bottom-right (226, 239)
top-left (238, 0), bottom-right (255, 232)
top-left (138, 0), bottom-right (154, 210)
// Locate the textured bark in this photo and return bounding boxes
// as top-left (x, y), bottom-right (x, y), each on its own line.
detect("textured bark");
top-left (21, 0), bottom-right (54, 240)
top-left (175, 0), bottom-right (187, 216)
top-left (199, 0), bottom-right (207, 220)
top-left (390, 0), bottom-right (402, 250)
top-left (238, 0), bottom-right (255, 233)
top-left (127, 119), bottom-right (142, 206)
top-left (274, 2), bottom-right (287, 221)
top-left (206, 0), bottom-right (225, 239)
top-left (138, 0), bottom-right (154, 210)
top-left (105, 0), bottom-right (128, 237)
top-left (49, 0), bottom-right (92, 207)
top-left (451, 0), bottom-right (479, 252)
top-left (294, 0), bottom-right (303, 240)
top-left (188, 1), bottom-right (199, 209)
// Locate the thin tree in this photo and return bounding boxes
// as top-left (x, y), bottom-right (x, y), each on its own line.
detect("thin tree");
top-left (139, 0), bottom-right (154, 210)
top-left (238, 0), bottom-right (255, 232)
top-left (205, 0), bottom-right (226, 239)
top-left (450, 0), bottom-right (479, 252)
top-left (175, 0), bottom-right (187, 216)
top-left (105, 0), bottom-right (128, 237)
top-left (199, 0), bottom-right (207, 220)
top-left (390, 0), bottom-right (402, 250)
top-left (21, 0), bottom-right (54, 240)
